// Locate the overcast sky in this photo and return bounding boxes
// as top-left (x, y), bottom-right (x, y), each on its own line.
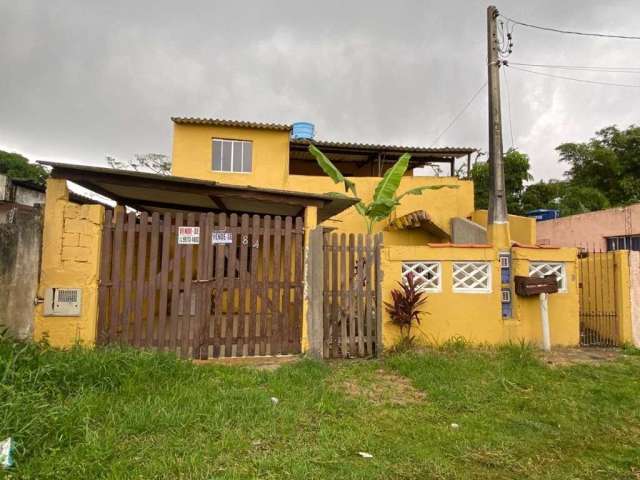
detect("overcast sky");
top-left (1, 0), bottom-right (639, 181)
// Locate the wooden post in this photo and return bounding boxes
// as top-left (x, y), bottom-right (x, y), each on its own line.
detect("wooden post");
top-left (307, 227), bottom-right (324, 359)
top-left (539, 292), bottom-right (551, 351)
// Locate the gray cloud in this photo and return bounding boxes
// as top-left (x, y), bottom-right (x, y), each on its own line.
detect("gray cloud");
top-left (1, 0), bottom-right (639, 180)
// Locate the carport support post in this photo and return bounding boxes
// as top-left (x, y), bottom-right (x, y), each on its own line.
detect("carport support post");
top-left (540, 293), bottom-right (551, 351)
top-left (307, 227), bottom-right (324, 359)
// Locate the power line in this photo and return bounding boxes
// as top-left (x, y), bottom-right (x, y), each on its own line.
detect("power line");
top-left (500, 14), bottom-right (640, 41)
top-left (502, 67), bottom-right (515, 148)
top-left (508, 61), bottom-right (640, 74)
top-left (507, 65), bottom-right (640, 88)
top-left (430, 81), bottom-right (488, 147)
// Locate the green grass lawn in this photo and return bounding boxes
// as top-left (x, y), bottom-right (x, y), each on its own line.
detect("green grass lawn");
top-left (1, 337), bottom-right (640, 480)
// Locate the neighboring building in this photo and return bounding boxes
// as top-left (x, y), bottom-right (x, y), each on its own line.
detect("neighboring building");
top-left (0, 174), bottom-right (46, 222)
top-left (536, 203), bottom-right (640, 252)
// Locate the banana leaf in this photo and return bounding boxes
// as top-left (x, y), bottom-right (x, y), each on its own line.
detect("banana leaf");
top-left (395, 184), bottom-right (458, 201)
top-left (308, 144), bottom-right (357, 196)
top-left (372, 153), bottom-right (411, 204)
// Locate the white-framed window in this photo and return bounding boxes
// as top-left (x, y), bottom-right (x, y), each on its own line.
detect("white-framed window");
top-left (212, 139), bottom-right (252, 173)
top-left (402, 262), bottom-right (441, 292)
top-left (452, 262), bottom-right (491, 293)
top-left (529, 262), bottom-right (567, 292)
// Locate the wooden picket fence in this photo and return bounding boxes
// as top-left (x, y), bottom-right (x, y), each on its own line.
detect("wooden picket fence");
top-left (322, 232), bottom-right (383, 358)
top-left (97, 210), bottom-right (304, 358)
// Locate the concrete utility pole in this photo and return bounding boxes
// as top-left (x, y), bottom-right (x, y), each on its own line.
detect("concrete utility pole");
top-left (486, 5), bottom-right (510, 248)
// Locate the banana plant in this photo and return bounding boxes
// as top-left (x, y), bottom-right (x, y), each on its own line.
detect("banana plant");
top-left (309, 144), bottom-right (457, 233)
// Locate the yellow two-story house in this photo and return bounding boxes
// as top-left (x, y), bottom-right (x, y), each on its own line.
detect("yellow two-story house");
top-left (171, 117), bottom-right (479, 244)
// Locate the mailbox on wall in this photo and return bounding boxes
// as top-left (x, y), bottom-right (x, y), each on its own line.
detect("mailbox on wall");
top-left (514, 275), bottom-right (559, 297)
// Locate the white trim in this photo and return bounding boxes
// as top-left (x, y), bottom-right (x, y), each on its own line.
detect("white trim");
top-left (212, 138), bottom-right (253, 173)
top-left (452, 261), bottom-right (492, 293)
top-left (529, 262), bottom-right (567, 293)
top-left (402, 261), bottom-right (442, 293)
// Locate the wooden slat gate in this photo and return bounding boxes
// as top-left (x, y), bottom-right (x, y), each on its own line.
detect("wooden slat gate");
top-left (322, 232), bottom-right (383, 358)
top-left (98, 210), bottom-right (304, 358)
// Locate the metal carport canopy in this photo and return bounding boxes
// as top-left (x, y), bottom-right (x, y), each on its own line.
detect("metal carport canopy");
top-left (39, 161), bottom-right (359, 222)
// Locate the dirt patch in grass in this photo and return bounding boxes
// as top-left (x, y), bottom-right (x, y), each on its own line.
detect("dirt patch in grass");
top-left (539, 348), bottom-right (623, 367)
top-left (336, 368), bottom-right (427, 405)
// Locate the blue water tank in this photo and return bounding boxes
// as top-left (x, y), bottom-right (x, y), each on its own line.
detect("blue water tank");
top-left (525, 209), bottom-right (560, 221)
top-left (291, 122), bottom-right (315, 140)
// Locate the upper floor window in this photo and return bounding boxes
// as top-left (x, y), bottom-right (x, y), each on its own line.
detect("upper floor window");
top-left (606, 235), bottom-right (640, 252)
top-left (212, 139), bottom-right (252, 173)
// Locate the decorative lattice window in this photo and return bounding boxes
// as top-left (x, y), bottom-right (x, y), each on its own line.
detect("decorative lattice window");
top-left (402, 262), bottom-right (441, 292)
top-left (452, 262), bottom-right (491, 293)
top-left (529, 262), bottom-right (566, 292)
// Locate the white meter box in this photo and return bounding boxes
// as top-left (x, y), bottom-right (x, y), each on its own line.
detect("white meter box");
top-left (44, 287), bottom-right (82, 316)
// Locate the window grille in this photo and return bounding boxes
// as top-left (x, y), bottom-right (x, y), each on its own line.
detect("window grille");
top-left (452, 262), bottom-right (491, 293)
top-left (402, 262), bottom-right (441, 292)
top-left (529, 262), bottom-right (566, 292)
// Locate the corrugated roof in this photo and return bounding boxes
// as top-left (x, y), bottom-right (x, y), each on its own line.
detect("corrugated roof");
top-left (171, 117), bottom-right (292, 131)
top-left (290, 138), bottom-right (476, 156)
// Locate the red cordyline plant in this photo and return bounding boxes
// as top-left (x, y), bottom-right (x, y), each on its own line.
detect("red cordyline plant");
top-left (384, 272), bottom-right (428, 344)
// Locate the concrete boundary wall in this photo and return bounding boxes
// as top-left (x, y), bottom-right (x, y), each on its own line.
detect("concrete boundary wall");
top-left (0, 207), bottom-right (42, 339)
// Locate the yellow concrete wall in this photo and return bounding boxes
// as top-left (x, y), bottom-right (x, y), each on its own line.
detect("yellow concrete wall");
top-left (33, 179), bottom-right (104, 346)
top-left (382, 245), bottom-right (503, 346)
top-left (171, 122), bottom-right (475, 245)
top-left (172, 123), bottom-right (291, 189)
top-left (509, 247), bottom-right (580, 347)
top-left (471, 209), bottom-right (536, 245)
top-left (382, 245), bottom-right (580, 348)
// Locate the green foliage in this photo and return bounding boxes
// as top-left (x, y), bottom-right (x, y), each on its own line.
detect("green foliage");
top-left (3, 334), bottom-right (640, 478)
top-left (558, 125), bottom-right (640, 206)
top-left (521, 180), bottom-right (610, 216)
top-left (309, 146), bottom-right (456, 233)
top-left (0, 150), bottom-right (48, 185)
top-left (471, 148), bottom-right (533, 215)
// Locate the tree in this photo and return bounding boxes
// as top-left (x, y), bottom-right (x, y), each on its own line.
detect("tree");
top-left (107, 153), bottom-right (171, 175)
top-left (557, 125), bottom-right (640, 206)
top-left (0, 150), bottom-right (49, 185)
top-left (470, 148), bottom-right (532, 215)
top-left (308, 145), bottom-right (456, 233)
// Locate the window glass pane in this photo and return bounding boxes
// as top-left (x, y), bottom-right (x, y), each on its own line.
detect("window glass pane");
top-left (632, 236), bottom-right (640, 251)
top-left (606, 238), bottom-right (615, 251)
top-left (232, 141), bottom-right (243, 172)
top-left (221, 141), bottom-right (232, 171)
top-left (242, 141), bottom-right (252, 172)
top-left (212, 140), bottom-right (222, 171)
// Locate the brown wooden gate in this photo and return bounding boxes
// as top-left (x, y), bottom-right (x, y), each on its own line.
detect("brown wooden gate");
top-left (98, 210), bottom-right (304, 358)
top-left (323, 232), bottom-right (383, 358)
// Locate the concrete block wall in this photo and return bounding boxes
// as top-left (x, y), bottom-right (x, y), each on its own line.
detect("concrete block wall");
top-left (33, 179), bottom-right (105, 346)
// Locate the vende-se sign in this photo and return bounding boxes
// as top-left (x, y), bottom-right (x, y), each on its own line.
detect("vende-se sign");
top-left (212, 231), bottom-right (233, 244)
top-left (177, 226), bottom-right (200, 244)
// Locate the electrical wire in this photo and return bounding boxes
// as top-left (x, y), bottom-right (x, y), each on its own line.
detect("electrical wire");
top-left (500, 14), bottom-right (640, 40)
top-left (508, 61), bottom-right (640, 73)
top-left (430, 81), bottom-right (488, 147)
top-left (507, 65), bottom-right (640, 88)
top-left (502, 67), bottom-right (515, 148)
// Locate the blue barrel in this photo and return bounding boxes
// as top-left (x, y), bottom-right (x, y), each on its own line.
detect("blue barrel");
top-left (291, 122), bottom-right (315, 140)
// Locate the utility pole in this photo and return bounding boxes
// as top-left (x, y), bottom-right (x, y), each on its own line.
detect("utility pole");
top-left (486, 5), bottom-right (510, 248)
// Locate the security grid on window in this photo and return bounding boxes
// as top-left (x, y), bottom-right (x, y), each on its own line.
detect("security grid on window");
top-left (212, 139), bottom-right (253, 173)
top-left (529, 262), bottom-right (566, 292)
top-left (452, 262), bottom-right (491, 293)
top-left (402, 262), bottom-right (441, 292)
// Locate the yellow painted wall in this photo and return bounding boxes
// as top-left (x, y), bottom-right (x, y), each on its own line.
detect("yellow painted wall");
top-left (33, 179), bottom-right (105, 346)
top-left (509, 247), bottom-right (580, 346)
top-left (171, 123), bottom-right (475, 245)
top-left (381, 245), bottom-right (580, 348)
top-left (471, 209), bottom-right (536, 245)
